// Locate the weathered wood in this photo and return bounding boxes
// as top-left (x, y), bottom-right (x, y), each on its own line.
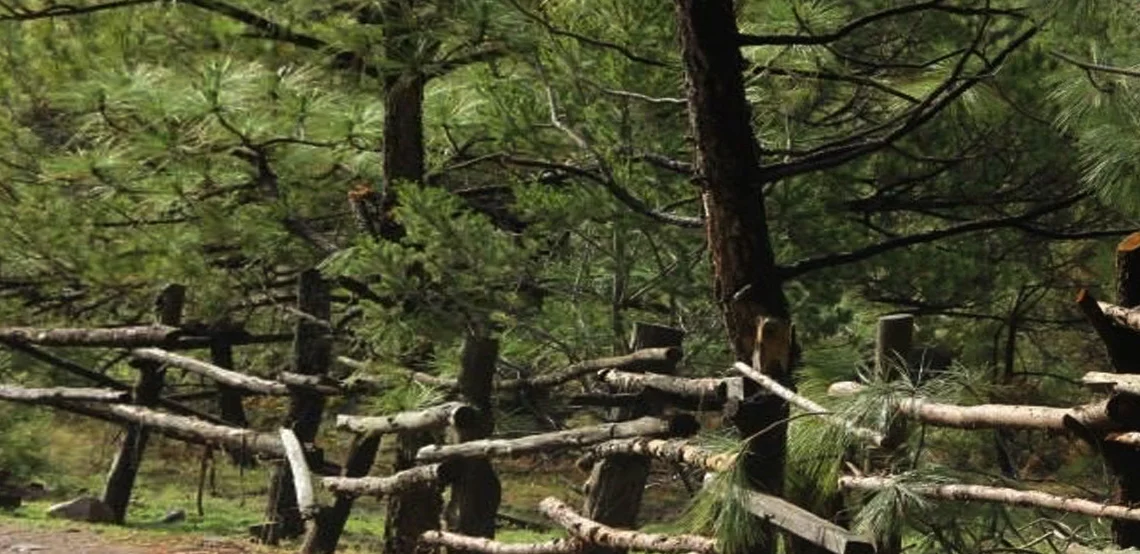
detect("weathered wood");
top-left (827, 381), bottom-right (1120, 432)
top-left (584, 323), bottom-right (684, 554)
top-left (324, 465), bottom-right (453, 500)
top-left (263, 270), bottom-right (332, 544)
top-left (336, 402), bottom-right (476, 436)
top-left (88, 403), bottom-right (285, 457)
top-left (280, 428), bottom-right (317, 520)
top-left (502, 346), bottom-right (683, 391)
top-left (578, 438), bottom-right (736, 474)
top-left (0, 325), bottom-right (181, 347)
top-left (447, 336), bottom-right (502, 545)
top-left (732, 362), bottom-right (884, 446)
top-left (539, 497), bottom-right (716, 554)
top-left (875, 314), bottom-right (914, 381)
top-left (103, 284), bottom-right (184, 524)
top-left (569, 391), bottom-right (727, 412)
top-left (210, 340), bottom-right (254, 467)
top-left (417, 414), bottom-right (697, 463)
top-left (1110, 232), bottom-right (1140, 548)
top-left (0, 386), bottom-right (127, 403)
top-left (1085, 372), bottom-right (1140, 396)
top-left (840, 475), bottom-right (1140, 522)
top-left (419, 530), bottom-right (580, 554)
top-left (279, 372), bottom-right (346, 395)
top-left (385, 431), bottom-right (445, 554)
top-left (597, 369), bottom-right (725, 400)
top-left (132, 348), bottom-right (289, 396)
top-left (737, 488), bottom-right (874, 554)
top-left (300, 433), bottom-right (382, 554)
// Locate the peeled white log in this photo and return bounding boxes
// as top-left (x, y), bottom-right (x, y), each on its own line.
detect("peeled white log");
top-left (132, 348), bottom-right (289, 396)
top-left (419, 530), bottom-right (580, 554)
top-left (336, 402), bottom-right (476, 436)
top-left (0, 385), bottom-right (128, 403)
top-left (0, 325), bottom-right (181, 347)
top-left (91, 403), bottom-right (283, 456)
top-left (280, 428), bottom-right (317, 519)
top-left (322, 463), bottom-right (449, 497)
top-left (538, 497), bottom-right (716, 554)
top-left (840, 475), bottom-right (1140, 521)
top-left (578, 438), bottom-right (736, 473)
top-left (597, 369), bottom-right (726, 400)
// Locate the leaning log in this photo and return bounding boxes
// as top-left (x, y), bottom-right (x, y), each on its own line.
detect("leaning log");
top-left (131, 348), bottom-right (289, 396)
top-left (733, 362), bottom-right (884, 446)
top-left (336, 402), bottom-right (476, 436)
top-left (280, 429), bottom-right (317, 520)
top-left (79, 403), bottom-right (285, 457)
top-left (736, 487), bottom-right (874, 554)
top-left (596, 369), bottom-right (726, 400)
top-left (419, 530), bottom-right (579, 554)
top-left (336, 356), bottom-right (458, 390)
top-left (577, 438), bottom-right (736, 473)
top-left (415, 415), bottom-right (698, 463)
top-left (323, 463), bottom-right (453, 498)
top-left (840, 475), bottom-right (1140, 522)
top-left (0, 386), bottom-right (128, 403)
top-left (0, 325), bottom-right (181, 347)
top-left (502, 347), bottom-right (683, 391)
top-left (538, 497), bottom-right (716, 554)
top-left (827, 381), bottom-right (1119, 432)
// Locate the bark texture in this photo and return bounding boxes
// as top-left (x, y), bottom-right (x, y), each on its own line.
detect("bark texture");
top-left (446, 336), bottom-right (502, 545)
top-left (385, 431), bottom-right (444, 554)
top-left (132, 348), bottom-right (289, 395)
top-left (301, 433), bottom-right (382, 554)
top-left (540, 497), bottom-right (717, 554)
top-left (1108, 232), bottom-right (1140, 547)
top-left (419, 530), bottom-right (580, 554)
top-left (336, 402), bottom-right (475, 436)
top-left (578, 438), bottom-right (736, 474)
top-left (0, 386), bottom-right (127, 402)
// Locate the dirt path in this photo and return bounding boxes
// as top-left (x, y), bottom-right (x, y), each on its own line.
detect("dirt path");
top-left (0, 523), bottom-right (257, 554)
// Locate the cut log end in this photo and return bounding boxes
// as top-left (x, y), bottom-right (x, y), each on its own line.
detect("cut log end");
top-left (1119, 232), bottom-right (1140, 254)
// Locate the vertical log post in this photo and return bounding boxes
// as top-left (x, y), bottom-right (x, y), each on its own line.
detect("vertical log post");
top-left (582, 322), bottom-right (684, 554)
top-left (1107, 233), bottom-right (1140, 547)
top-left (871, 314), bottom-right (913, 554)
top-left (300, 432), bottom-right (382, 554)
top-left (102, 284), bottom-right (186, 523)
top-left (731, 318), bottom-right (791, 553)
top-left (446, 335), bottom-right (502, 542)
top-left (260, 270), bottom-right (331, 543)
top-left (384, 430), bottom-right (444, 554)
top-left (211, 338), bottom-right (253, 467)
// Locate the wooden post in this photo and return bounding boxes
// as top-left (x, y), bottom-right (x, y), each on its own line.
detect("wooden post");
top-left (102, 284), bottom-right (185, 523)
top-left (869, 314), bottom-right (913, 554)
top-left (301, 433), bottom-right (382, 554)
top-left (1107, 233), bottom-right (1140, 547)
top-left (260, 270), bottom-right (331, 543)
top-left (384, 430), bottom-right (444, 554)
top-left (446, 336), bottom-right (502, 543)
top-left (210, 339), bottom-right (254, 467)
top-left (583, 322), bottom-right (684, 554)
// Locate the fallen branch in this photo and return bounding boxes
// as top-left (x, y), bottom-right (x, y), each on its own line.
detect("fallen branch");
top-left (280, 428), bottom-right (317, 519)
top-left (132, 348), bottom-right (289, 396)
top-left (839, 475), bottom-right (1140, 522)
top-left (538, 497), bottom-right (716, 554)
top-left (577, 438), bottom-right (736, 473)
top-left (322, 463), bottom-right (452, 497)
top-left (0, 325), bottom-right (181, 347)
top-left (419, 530), bottom-right (580, 554)
top-left (733, 362), bottom-right (884, 446)
top-left (0, 385), bottom-right (128, 403)
top-left (416, 415), bottom-right (698, 462)
top-left (336, 402), bottom-right (477, 436)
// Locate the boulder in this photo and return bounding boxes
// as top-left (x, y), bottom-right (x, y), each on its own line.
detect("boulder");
top-left (46, 496), bottom-right (116, 523)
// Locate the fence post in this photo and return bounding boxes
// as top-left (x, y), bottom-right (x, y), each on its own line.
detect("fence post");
top-left (210, 338), bottom-right (254, 466)
top-left (102, 284), bottom-right (186, 523)
top-left (446, 335), bottom-right (501, 543)
top-left (582, 322), bottom-right (684, 554)
top-left (384, 429), bottom-right (443, 554)
top-left (1106, 233), bottom-right (1140, 547)
top-left (871, 314), bottom-right (913, 554)
top-left (259, 270), bottom-right (331, 543)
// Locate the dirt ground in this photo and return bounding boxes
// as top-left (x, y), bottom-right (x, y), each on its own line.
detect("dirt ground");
top-left (0, 523), bottom-right (257, 554)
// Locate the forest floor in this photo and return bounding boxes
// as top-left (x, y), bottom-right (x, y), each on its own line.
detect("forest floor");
top-left (0, 520), bottom-right (268, 554)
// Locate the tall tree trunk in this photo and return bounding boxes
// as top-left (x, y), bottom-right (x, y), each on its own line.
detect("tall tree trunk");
top-left (674, 1), bottom-right (789, 553)
top-left (102, 284), bottom-right (185, 524)
top-left (1107, 233), bottom-right (1140, 547)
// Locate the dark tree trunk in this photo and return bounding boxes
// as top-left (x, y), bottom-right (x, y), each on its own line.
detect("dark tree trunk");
top-left (582, 323), bottom-right (684, 554)
top-left (261, 270), bottom-right (331, 543)
top-left (674, 2), bottom-right (790, 553)
top-left (102, 284), bottom-right (186, 524)
top-left (1108, 233), bottom-right (1140, 547)
top-left (385, 431), bottom-right (443, 554)
top-left (446, 336), bottom-right (502, 544)
top-left (301, 434), bottom-right (382, 554)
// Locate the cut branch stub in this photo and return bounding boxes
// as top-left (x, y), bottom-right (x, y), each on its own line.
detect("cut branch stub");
top-left (415, 414), bottom-right (698, 463)
top-left (336, 402), bottom-right (477, 436)
top-left (539, 497), bottom-right (716, 554)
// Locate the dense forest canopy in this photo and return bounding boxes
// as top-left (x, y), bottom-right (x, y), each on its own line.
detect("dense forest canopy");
top-left (3, 0), bottom-right (1140, 553)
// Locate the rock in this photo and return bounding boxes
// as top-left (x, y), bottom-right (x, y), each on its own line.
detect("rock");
top-left (46, 496), bottom-right (116, 523)
top-left (159, 509), bottom-right (186, 524)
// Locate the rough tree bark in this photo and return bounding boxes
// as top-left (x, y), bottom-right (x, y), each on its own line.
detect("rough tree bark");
top-left (210, 339), bottom-right (255, 467)
top-left (446, 336), bottom-right (502, 544)
top-left (1106, 232), bottom-right (1140, 547)
top-left (583, 323), bottom-right (683, 554)
top-left (301, 433), bottom-right (382, 554)
top-left (102, 284), bottom-right (185, 524)
top-left (260, 270), bottom-right (331, 543)
top-left (674, 1), bottom-right (791, 552)
top-left (385, 430), bottom-right (444, 554)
